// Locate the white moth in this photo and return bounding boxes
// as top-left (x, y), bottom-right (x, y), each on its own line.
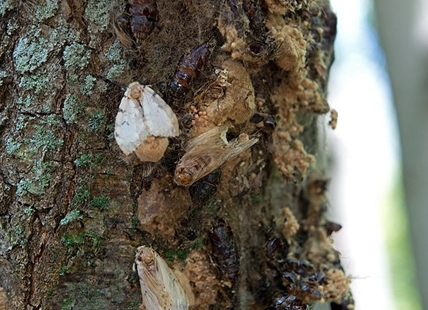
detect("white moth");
top-left (134, 246), bottom-right (189, 310)
top-left (115, 82), bottom-right (179, 162)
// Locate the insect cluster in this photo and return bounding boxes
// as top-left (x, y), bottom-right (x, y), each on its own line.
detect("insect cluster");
top-left (109, 0), bottom-right (347, 308)
top-left (262, 229), bottom-right (354, 310)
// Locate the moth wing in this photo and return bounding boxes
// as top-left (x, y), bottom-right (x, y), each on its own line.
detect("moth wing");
top-left (186, 125), bottom-right (228, 151)
top-left (176, 130), bottom-right (258, 185)
top-left (136, 247), bottom-right (171, 309)
top-left (222, 135), bottom-right (258, 160)
top-left (115, 96), bottom-right (148, 155)
top-left (141, 86), bottom-right (180, 137)
top-left (156, 256), bottom-right (189, 309)
top-left (137, 266), bottom-right (162, 309)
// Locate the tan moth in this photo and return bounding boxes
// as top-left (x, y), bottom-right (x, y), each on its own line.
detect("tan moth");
top-left (134, 246), bottom-right (189, 310)
top-left (115, 82), bottom-right (179, 162)
top-left (174, 126), bottom-right (258, 186)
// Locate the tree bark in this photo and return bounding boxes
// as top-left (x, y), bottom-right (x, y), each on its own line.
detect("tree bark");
top-left (0, 0), bottom-right (351, 309)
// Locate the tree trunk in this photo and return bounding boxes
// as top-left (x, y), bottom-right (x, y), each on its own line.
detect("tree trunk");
top-left (0, 0), bottom-right (351, 309)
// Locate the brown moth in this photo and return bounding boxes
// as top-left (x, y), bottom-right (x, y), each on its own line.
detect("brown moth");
top-left (174, 126), bottom-right (258, 186)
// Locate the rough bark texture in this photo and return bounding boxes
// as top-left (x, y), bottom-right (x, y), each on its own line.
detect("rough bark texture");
top-left (0, 0), bottom-right (352, 309)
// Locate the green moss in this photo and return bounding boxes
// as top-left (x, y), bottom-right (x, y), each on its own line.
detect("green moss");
top-left (131, 215), bottom-right (139, 229)
top-left (251, 194), bottom-right (264, 202)
top-left (61, 298), bottom-right (77, 310)
top-left (88, 111), bottom-right (106, 133)
top-left (72, 187), bottom-right (90, 206)
top-left (126, 302), bottom-right (140, 310)
top-left (190, 237), bottom-right (204, 250)
top-left (74, 154), bottom-right (93, 167)
top-left (61, 233), bottom-right (84, 248)
top-left (59, 265), bottom-right (71, 276)
top-left (35, 0), bottom-right (58, 22)
top-left (90, 196), bottom-right (110, 210)
top-left (84, 231), bottom-right (103, 250)
top-left (60, 209), bottom-right (83, 226)
top-left (80, 75), bottom-right (97, 95)
top-left (74, 153), bottom-right (106, 168)
top-left (63, 93), bottom-right (83, 124)
top-left (165, 249), bottom-right (188, 261)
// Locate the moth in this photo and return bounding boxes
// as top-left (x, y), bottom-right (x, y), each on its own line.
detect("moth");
top-left (174, 126), bottom-right (258, 186)
top-left (134, 246), bottom-right (189, 310)
top-left (115, 82), bottom-right (179, 162)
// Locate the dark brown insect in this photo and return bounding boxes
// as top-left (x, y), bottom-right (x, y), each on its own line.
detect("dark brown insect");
top-left (114, 0), bottom-right (158, 47)
top-left (189, 169), bottom-right (221, 206)
top-left (129, 0), bottom-right (159, 43)
top-left (209, 219), bottom-right (239, 282)
top-left (170, 42), bottom-right (211, 99)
